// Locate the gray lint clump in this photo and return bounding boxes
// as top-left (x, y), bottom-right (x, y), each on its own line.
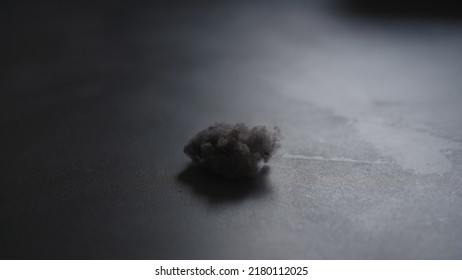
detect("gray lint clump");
top-left (184, 123), bottom-right (281, 178)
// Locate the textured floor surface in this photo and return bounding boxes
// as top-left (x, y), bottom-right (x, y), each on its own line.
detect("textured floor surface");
top-left (1, 0), bottom-right (462, 259)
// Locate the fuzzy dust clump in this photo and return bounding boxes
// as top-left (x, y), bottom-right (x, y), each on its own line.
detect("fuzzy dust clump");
top-left (183, 123), bottom-right (281, 178)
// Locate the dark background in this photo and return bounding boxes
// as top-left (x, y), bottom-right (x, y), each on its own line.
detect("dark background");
top-left (2, 0), bottom-right (462, 259)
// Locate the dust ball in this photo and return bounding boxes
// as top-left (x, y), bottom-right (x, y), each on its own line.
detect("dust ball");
top-left (183, 123), bottom-right (281, 178)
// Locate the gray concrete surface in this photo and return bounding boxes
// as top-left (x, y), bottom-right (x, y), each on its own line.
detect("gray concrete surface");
top-left (1, 0), bottom-right (462, 259)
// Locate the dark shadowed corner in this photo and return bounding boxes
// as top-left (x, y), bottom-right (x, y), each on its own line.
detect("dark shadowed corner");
top-left (339, 0), bottom-right (462, 20)
top-left (177, 164), bottom-right (272, 203)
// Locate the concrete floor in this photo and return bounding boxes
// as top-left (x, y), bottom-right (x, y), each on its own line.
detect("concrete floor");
top-left (1, 0), bottom-right (462, 259)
